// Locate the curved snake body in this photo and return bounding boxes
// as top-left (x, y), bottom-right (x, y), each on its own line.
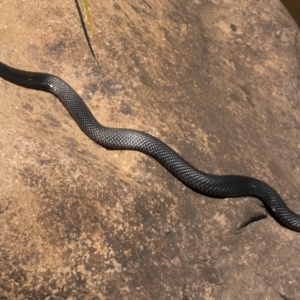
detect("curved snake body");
top-left (0, 61), bottom-right (299, 231)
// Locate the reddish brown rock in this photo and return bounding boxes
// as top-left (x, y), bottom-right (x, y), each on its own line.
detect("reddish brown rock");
top-left (0, 0), bottom-right (299, 299)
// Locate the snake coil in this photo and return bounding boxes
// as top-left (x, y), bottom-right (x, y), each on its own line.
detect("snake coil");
top-left (0, 61), bottom-right (299, 231)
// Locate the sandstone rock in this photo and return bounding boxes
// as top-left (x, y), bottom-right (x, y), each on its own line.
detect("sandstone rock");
top-left (0, 0), bottom-right (299, 299)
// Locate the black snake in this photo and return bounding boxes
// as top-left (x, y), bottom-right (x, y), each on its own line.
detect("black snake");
top-left (0, 61), bottom-right (299, 231)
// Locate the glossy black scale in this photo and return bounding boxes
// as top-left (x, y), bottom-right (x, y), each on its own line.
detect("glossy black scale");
top-left (0, 61), bottom-right (299, 231)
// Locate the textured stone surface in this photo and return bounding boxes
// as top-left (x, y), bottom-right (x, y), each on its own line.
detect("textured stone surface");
top-left (0, 0), bottom-right (300, 299)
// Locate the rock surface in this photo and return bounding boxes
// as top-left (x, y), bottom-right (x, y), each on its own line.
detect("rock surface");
top-left (0, 0), bottom-right (300, 299)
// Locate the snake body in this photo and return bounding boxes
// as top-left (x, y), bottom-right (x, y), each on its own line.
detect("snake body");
top-left (0, 61), bottom-right (299, 231)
